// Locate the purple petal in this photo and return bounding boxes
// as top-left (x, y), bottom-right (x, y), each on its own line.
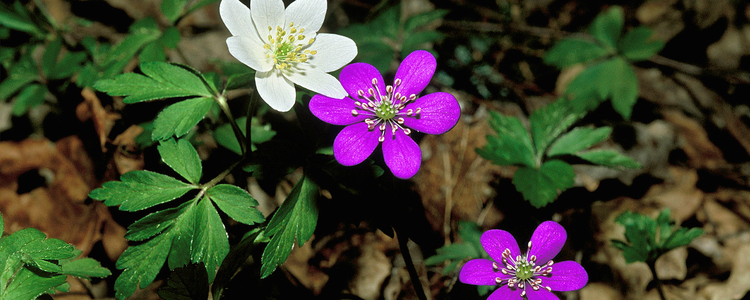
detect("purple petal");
top-left (382, 126), bottom-right (421, 179)
top-left (524, 287), bottom-right (560, 300)
top-left (529, 221), bottom-right (567, 265)
top-left (458, 259), bottom-right (510, 286)
top-left (487, 285), bottom-right (522, 300)
top-left (339, 63), bottom-right (386, 100)
top-left (402, 92), bottom-right (460, 134)
top-left (393, 50), bottom-right (436, 98)
top-left (309, 95), bottom-right (370, 125)
top-left (333, 122), bottom-right (379, 166)
top-left (542, 261), bottom-right (588, 291)
top-left (481, 229), bottom-right (521, 265)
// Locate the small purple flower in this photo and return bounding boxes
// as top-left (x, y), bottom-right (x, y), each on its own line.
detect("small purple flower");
top-left (459, 221), bottom-right (588, 300)
top-left (309, 50), bottom-right (460, 179)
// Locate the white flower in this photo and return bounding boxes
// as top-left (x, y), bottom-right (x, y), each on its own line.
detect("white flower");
top-left (220, 0), bottom-right (357, 112)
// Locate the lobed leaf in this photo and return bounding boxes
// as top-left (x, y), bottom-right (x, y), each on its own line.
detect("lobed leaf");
top-left (158, 138), bottom-right (202, 184)
top-left (512, 160), bottom-right (575, 208)
top-left (618, 27), bottom-right (665, 62)
top-left (576, 149), bottom-right (641, 169)
top-left (61, 258), bottom-right (112, 280)
top-left (207, 184), bottom-right (265, 225)
top-left (476, 111), bottom-right (536, 167)
top-left (11, 84), bottom-right (47, 116)
top-left (89, 170), bottom-right (196, 211)
top-left (547, 126), bottom-right (612, 157)
top-left (158, 263), bottom-right (209, 300)
top-left (544, 38), bottom-right (610, 68)
top-left (115, 233), bottom-right (172, 299)
top-left (403, 9), bottom-right (449, 32)
top-left (529, 98), bottom-right (585, 155)
top-left (125, 203), bottom-right (189, 241)
top-left (588, 6), bottom-right (624, 49)
top-left (213, 117), bottom-right (277, 154)
top-left (261, 175), bottom-right (319, 278)
top-left (152, 97), bottom-right (214, 140)
top-left (93, 61), bottom-right (212, 103)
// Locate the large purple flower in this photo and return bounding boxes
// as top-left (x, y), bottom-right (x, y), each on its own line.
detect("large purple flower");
top-left (459, 221), bottom-right (588, 300)
top-left (309, 50), bottom-right (460, 179)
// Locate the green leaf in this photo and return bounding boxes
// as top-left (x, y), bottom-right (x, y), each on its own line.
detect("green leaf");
top-left (2, 268), bottom-right (67, 300)
top-left (404, 9), bottom-right (448, 32)
top-left (0, 2), bottom-right (44, 36)
top-left (618, 27), bottom-right (664, 62)
top-left (161, 0), bottom-right (189, 24)
top-left (89, 170), bottom-right (196, 211)
top-left (476, 111), bottom-right (536, 167)
top-left (0, 52), bottom-right (38, 100)
top-left (547, 126), bottom-right (612, 157)
top-left (374, 5), bottom-right (400, 39)
top-left (576, 149), bottom-right (641, 169)
top-left (125, 203), bottom-right (188, 241)
top-left (61, 258), bottom-right (112, 279)
top-left (662, 228), bottom-right (704, 250)
top-left (160, 27), bottom-right (181, 49)
top-left (588, 6), bottom-right (624, 49)
top-left (139, 42), bottom-right (166, 62)
top-left (339, 23), bottom-right (395, 73)
top-left (213, 117), bottom-right (276, 154)
top-left (609, 58), bottom-right (639, 119)
top-left (94, 61), bottom-right (212, 103)
top-left (11, 84), bottom-right (47, 116)
top-left (184, 0), bottom-right (220, 17)
top-left (212, 229), bottom-right (262, 298)
top-left (158, 263), bottom-right (209, 300)
top-left (206, 184), bottom-right (264, 225)
top-left (48, 52), bottom-right (87, 80)
top-left (115, 233), bottom-right (172, 299)
top-left (189, 197), bottom-right (229, 282)
top-left (224, 72), bottom-right (255, 91)
top-left (102, 32), bottom-right (160, 72)
top-left (0, 210), bottom-right (3, 234)
top-left (42, 38), bottom-right (64, 78)
top-left (544, 38), bottom-right (610, 68)
top-left (158, 138), bottom-right (202, 184)
top-left (529, 98), bottom-right (585, 155)
top-left (261, 175), bottom-right (318, 278)
top-left (512, 160), bottom-right (575, 208)
top-left (152, 97), bottom-right (214, 140)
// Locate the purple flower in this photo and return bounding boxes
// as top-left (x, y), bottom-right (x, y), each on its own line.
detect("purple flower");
top-left (309, 50), bottom-right (460, 179)
top-left (459, 221), bottom-right (588, 300)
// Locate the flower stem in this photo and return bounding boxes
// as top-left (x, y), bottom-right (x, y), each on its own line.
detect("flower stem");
top-left (396, 228), bottom-right (429, 300)
top-left (647, 260), bottom-right (666, 300)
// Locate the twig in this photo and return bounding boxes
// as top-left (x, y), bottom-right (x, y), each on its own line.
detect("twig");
top-left (396, 229), bottom-right (429, 300)
top-left (647, 260), bottom-right (666, 300)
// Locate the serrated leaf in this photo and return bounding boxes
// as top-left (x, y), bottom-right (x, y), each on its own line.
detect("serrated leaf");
top-left (161, 0), bottom-right (189, 24)
top-left (476, 111), bottom-right (536, 167)
top-left (89, 170), bottom-right (195, 211)
top-left (618, 26), bottom-right (664, 62)
top-left (588, 6), bottom-right (624, 49)
top-left (512, 160), bottom-right (575, 208)
top-left (158, 138), bottom-right (202, 184)
top-left (158, 263), bottom-right (209, 300)
top-left (577, 149), bottom-right (641, 169)
top-left (565, 58), bottom-right (623, 113)
top-left (544, 38), bottom-right (610, 68)
top-left (94, 61), bottom-right (211, 103)
top-left (609, 58), bottom-right (639, 119)
top-left (547, 126), bottom-right (612, 157)
top-left (662, 228), bottom-right (703, 250)
top-left (212, 230), bottom-right (261, 297)
top-left (213, 117), bottom-right (276, 154)
top-left (125, 203), bottom-right (188, 241)
top-left (225, 72), bottom-right (255, 91)
top-left (206, 184), bottom-right (264, 225)
top-left (529, 98), bottom-right (585, 155)
top-left (48, 52), bottom-right (87, 80)
top-left (189, 197), bottom-right (229, 282)
top-left (139, 42), bottom-right (166, 62)
top-left (1, 268), bottom-right (67, 300)
top-left (152, 97), bottom-right (213, 140)
top-left (11, 84), bottom-right (47, 116)
top-left (115, 233), bottom-right (172, 299)
top-left (61, 258), bottom-right (111, 279)
top-left (102, 32), bottom-right (159, 72)
top-left (261, 175), bottom-right (318, 278)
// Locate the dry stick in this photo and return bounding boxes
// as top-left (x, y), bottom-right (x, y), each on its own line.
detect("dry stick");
top-left (647, 260), bottom-right (666, 300)
top-left (396, 230), bottom-right (429, 300)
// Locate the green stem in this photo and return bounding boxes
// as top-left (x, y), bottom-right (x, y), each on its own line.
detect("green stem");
top-left (396, 228), bottom-right (428, 300)
top-left (647, 260), bottom-right (666, 300)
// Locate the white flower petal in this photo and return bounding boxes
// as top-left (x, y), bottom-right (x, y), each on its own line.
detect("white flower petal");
top-left (252, 0), bottom-right (285, 43)
top-left (227, 36), bottom-right (274, 72)
top-left (256, 70), bottom-right (297, 112)
top-left (285, 0), bottom-right (326, 34)
top-left (308, 33), bottom-right (357, 72)
top-left (219, 0), bottom-right (256, 37)
top-left (285, 64), bottom-right (347, 99)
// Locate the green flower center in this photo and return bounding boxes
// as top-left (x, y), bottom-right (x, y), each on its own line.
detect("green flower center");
top-left (515, 260), bottom-right (534, 281)
top-left (375, 99), bottom-right (397, 120)
top-left (263, 23), bottom-right (317, 70)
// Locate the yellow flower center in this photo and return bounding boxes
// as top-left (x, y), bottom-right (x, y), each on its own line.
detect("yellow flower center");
top-left (263, 22), bottom-right (317, 70)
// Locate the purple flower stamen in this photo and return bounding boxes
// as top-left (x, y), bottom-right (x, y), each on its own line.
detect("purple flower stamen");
top-left (458, 221), bottom-right (588, 300)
